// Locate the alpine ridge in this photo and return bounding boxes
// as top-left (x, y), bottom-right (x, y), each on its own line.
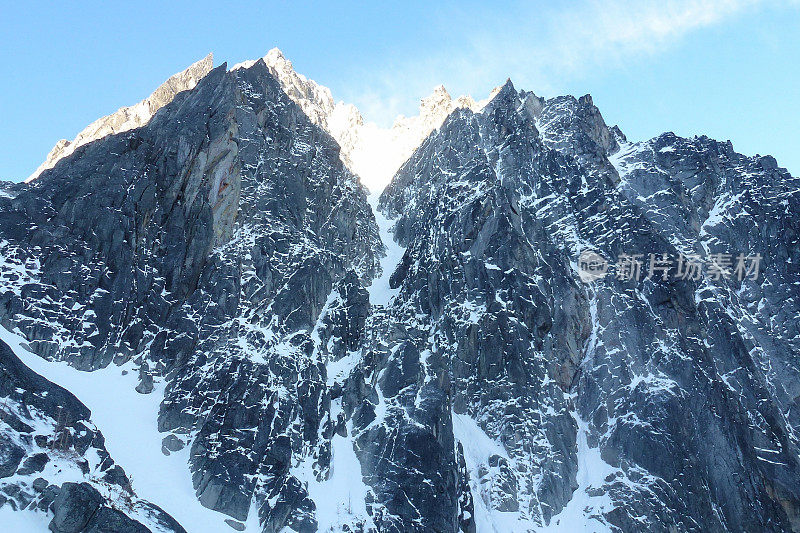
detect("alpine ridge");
top-left (1, 50), bottom-right (798, 533)
top-left (25, 53), bottom-right (215, 184)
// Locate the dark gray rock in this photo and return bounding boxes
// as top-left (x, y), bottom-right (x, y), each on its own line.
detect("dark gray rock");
top-left (49, 482), bottom-right (104, 533)
top-left (0, 434), bottom-right (25, 478)
top-left (161, 434), bottom-right (185, 455)
top-left (48, 483), bottom-right (165, 533)
top-left (17, 452), bottom-right (49, 475)
top-left (455, 442), bottom-right (475, 533)
top-left (136, 501), bottom-right (188, 533)
top-left (37, 484), bottom-right (60, 511)
top-left (135, 362), bottom-right (154, 394)
top-left (225, 518), bottom-right (246, 531)
top-left (83, 506), bottom-right (150, 533)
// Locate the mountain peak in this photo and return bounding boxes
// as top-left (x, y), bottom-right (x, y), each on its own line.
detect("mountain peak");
top-left (264, 47), bottom-right (296, 74)
top-left (419, 84), bottom-right (454, 119)
top-left (197, 52), bottom-right (214, 70)
top-left (5, 45), bottom-right (800, 533)
top-left (26, 53), bottom-right (215, 183)
top-left (428, 84), bottom-right (451, 100)
top-left (265, 47), bottom-right (286, 61)
top-left (484, 78), bottom-right (517, 108)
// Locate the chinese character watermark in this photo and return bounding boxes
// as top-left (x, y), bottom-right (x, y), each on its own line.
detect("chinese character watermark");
top-left (576, 251), bottom-right (762, 283)
top-left (615, 254), bottom-right (643, 282)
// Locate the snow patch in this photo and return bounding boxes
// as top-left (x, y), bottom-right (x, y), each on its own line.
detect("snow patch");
top-left (0, 505), bottom-right (51, 531)
top-left (0, 325), bottom-right (255, 533)
top-left (540, 414), bottom-right (617, 533)
top-left (452, 412), bottom-right (536, 533)
top-left (291, 419), bottom-right (375, 532)
top-left (366, 193), bottom-right (405, 307)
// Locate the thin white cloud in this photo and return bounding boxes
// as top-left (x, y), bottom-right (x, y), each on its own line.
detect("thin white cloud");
top-left (543, 0), bottom-right (762, 67)
top-left (340, 0), bottom-right (776, 126)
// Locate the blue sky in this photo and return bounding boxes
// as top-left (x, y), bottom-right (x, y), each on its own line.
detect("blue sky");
top-left (2, 0), bottom-right (799, 180)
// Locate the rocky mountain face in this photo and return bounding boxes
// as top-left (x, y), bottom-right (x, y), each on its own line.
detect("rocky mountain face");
top-left (2, 57), bottom-right (381, 532)
top-left (236, 48), bottom-right (488, 192)
top-left (1, 51), bottom-right (799, 533)
top-left (375, 82), bottom-right (800, 532)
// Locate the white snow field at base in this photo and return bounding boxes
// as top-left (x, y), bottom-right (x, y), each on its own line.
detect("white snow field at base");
top-left (0, 503), bottom-right (51, 530)
top-left (291, 420), bottom-right (375, 532)
top-left (0, 325), bottom-right (262, 533)
top-left (453, 411), bottom-right (617, 533)
top-left (539, 414), bottom-right (617, 533)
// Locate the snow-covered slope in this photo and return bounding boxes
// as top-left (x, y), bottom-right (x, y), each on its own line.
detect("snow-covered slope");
top-left (236, 48), bottom-right (492, 192)
top-left (0, 325), bottom-right (248, 532)
top-left (345, 85), bottom-right (491, 192)
top-left (0, 324), bottom-right (195, 532)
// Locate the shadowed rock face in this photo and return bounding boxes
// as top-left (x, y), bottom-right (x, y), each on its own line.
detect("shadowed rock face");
top-left (370, 80), bottom-right (800, 532)
top-left (1, 56), bottom-right (799, 533)
top-left (0, 59), bottom-right (381, 530)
